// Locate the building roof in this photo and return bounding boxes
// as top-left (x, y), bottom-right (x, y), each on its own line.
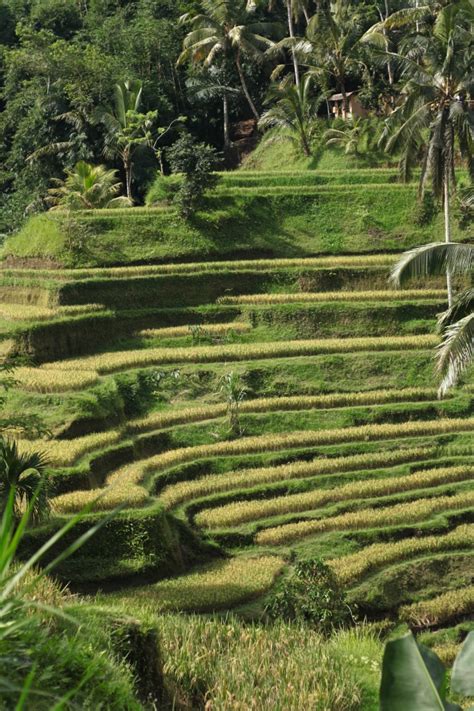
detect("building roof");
top-left (328, 91), bottom-right (356, 101)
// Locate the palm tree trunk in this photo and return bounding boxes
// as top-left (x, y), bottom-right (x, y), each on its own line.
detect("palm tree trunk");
top-left (287, 1), bottom-right (300, 87)
top-left (444, 167), bottom-right (454, 308)
top-left (124, 151), bottom-right (132, 201)
top-left (223, 93), bottom-right (231, 151)
top-left (341, 85), bottom-right (349, 119)
top-left (235, 52), bottom-right (259, 122)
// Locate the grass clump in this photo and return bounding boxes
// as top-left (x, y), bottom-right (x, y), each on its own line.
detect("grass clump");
top-left (156, 615), bottom-right (381, 710)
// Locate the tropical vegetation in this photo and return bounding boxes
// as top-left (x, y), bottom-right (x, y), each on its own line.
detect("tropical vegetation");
top-left (0, 0), bottom-right (472, 708)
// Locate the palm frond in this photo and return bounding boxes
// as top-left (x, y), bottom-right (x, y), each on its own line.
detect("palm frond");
top-left (437, 312), bottom-right (474, 396)
top-left (438, 288), bottom-right (474, 330)
top-left (390, 242), bottom-right (474, 287)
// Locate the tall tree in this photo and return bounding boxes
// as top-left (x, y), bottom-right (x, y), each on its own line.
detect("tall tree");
top-left (178, 0), bottom-right (281, 122)
top-left (265, 0), bottom-right (311, 86)
top-left (102, 79), bottom-right (145, 201)
top-left (377, 1), bottom-right (474, 306)
top-left (295, 0), bottom-right (366, 118)
top-left (186, 65), bottom-right (241, 152)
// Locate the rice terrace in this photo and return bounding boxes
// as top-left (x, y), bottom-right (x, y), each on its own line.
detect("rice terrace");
top-left (0, 0), bottom-right (473, 709)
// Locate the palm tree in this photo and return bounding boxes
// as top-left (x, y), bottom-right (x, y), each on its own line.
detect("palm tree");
top-left (178, 0), bottom-right (281, 122)
top-left (264, 0), bottom-right (311, 86)
top-left (390, 242), bottom-right (474, 397)
top-left (324, 117), bottom-right (380, 159)
top-left (102, 79), bottom-right (145, 201)
top-left (295, 0), bottom-right (365, 119)
top-left (376, 1), bottom-right (474, 307)
top-left (47, 161), bottom-right (131, 210)
top-left (259, 73), bottom-right (320, 156)
top-left (0, 438), bottom-right (50, 523)
top-left (186, 65), bottom-right (241, 152)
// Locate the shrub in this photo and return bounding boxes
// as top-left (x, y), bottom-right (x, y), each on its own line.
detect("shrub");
top-left (265, 559), bottom-right (352, 634)
top-left (145, 174), bottom-right (182, 205)
top-left (167, 135), bottom-right (220, 218)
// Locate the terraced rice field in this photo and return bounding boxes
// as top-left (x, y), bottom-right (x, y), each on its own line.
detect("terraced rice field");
top-left (2, 174), bottom-right (473, 629)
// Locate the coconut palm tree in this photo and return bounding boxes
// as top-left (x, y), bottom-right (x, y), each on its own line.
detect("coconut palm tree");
top-left (376, 1), bottom-right (474, 307)
top-left (178, 0), bottom-right (281, 122)
top-left (295, 0), bottom-right (366, 119)
top-left (264, 0), bottom-right (312, 86)
top-left (0, 438), bottom-right (50, 523)
top-left (390, 242), bottom-right (474, 396)
top-left (186, 65), bottom-right (241, 152)
top-left (102, 79), bottom-right (145, 201)
top-left (47, 161), bottom-right (131, 210)
top-left (259, 73), bottom-right (320, 156)
top-left (324, 117), bottom-right (381, 159)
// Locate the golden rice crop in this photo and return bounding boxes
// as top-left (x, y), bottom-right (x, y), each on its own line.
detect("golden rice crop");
top-left (52, 483), bottom-right (148, 514)
top-left (218, 289), bottom-right (446, 305)
top-left (139, 322), bottom-right (252, 339)
top-left (19, 430), bottom-right (121, 467)
top-left (150, 617), bottom-right (381, 711)
top-left (62, 253), bottom-right (399, 280)
top-left (160, 446), bottom-right (435, 509)
top-left (121, 556), bottom-right (285, 612)
top-left (0, 339), bottom-right (14, 356)
top-left (329, 524), bottom-right (474, 585)
top-left (255, 490), bottom-right (474, 546)
top-left (399, 585), bottom-right (474, 628)
top-left (129, 388), bottom-right (439, 435)
top-left (0, 303), bottom-right (104, 322)
top-left (124, 417), bottom-right (474, 492)
top-left (195, 465), bottom-right (474, 529)
top-left (52, 459), bottom-right (151, 513)
top-left (42, 335), bottom-right (438, 374)
top-left (14, 366), bottom-right (100, 392)
top-left (50, 417), bottom-right (473, 513)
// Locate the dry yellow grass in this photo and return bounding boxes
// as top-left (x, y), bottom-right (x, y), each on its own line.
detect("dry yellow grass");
top-left (218, 289), bottom-right (446, 305)
top-left (160, 446), bottom-right (434, 509)
top-left (42, 334), bottom-right (438, 374)
top-left (195, 465), bottom-right (474, 529)
top-left (399, 585), bottom-right (474, 628)
top-left (328, 524), bottom-right (474, 585)
top-left (255, 490), bottom-right (474, 546)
